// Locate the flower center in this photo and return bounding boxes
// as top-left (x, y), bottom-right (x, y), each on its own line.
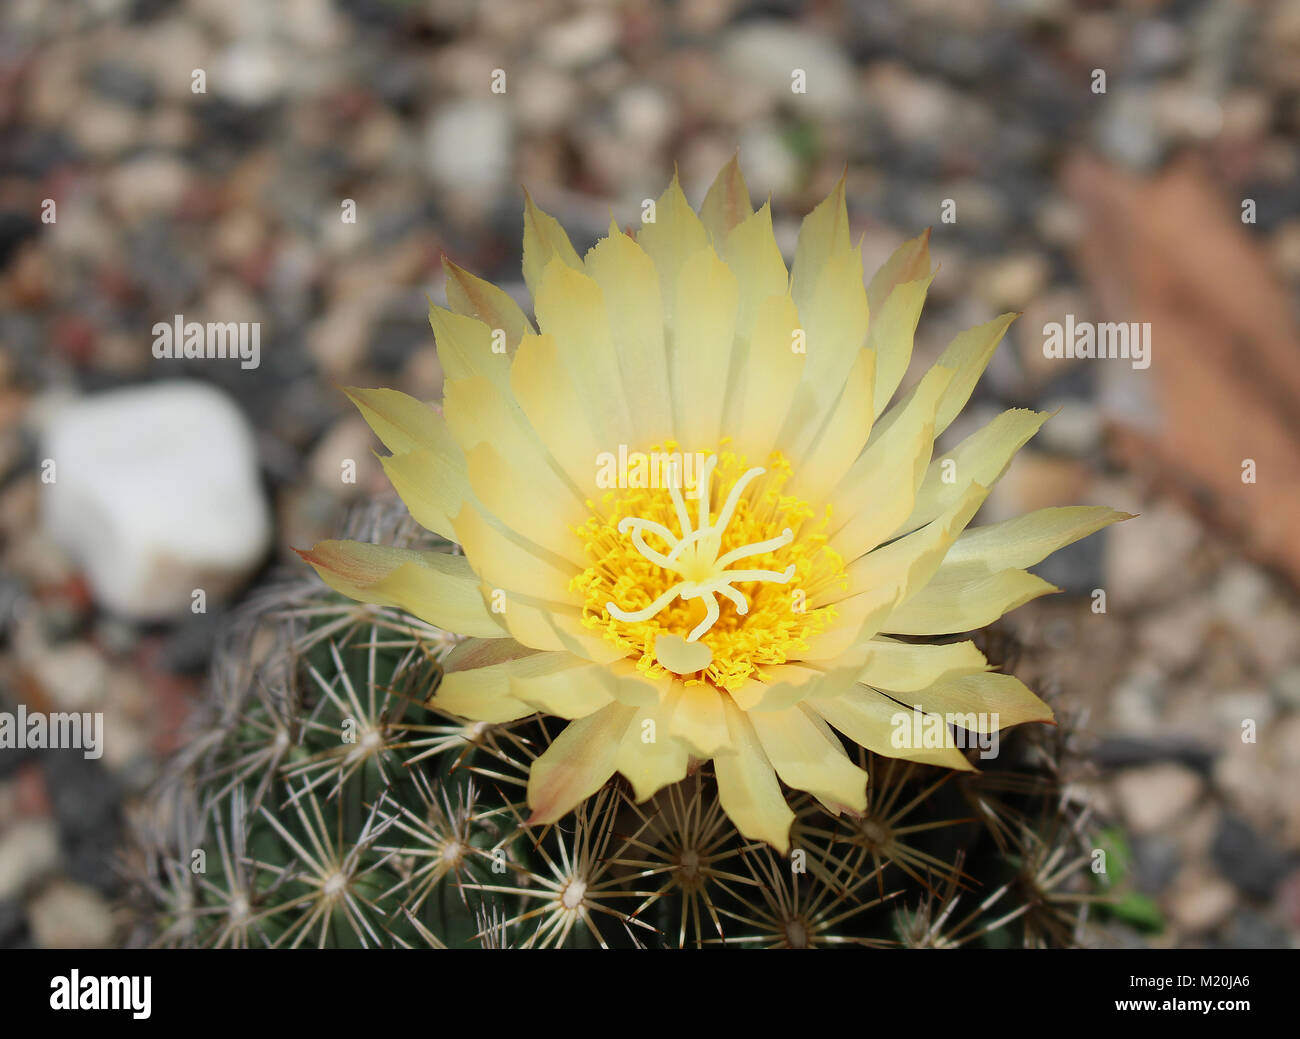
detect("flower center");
top-left (573, 447), bottom-right (845, 691)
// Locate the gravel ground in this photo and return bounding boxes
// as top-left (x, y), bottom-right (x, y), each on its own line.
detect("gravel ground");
top-left (1, 0), bottom-right (1298, 947)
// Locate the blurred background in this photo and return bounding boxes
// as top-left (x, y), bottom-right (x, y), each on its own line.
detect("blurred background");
top-left (1, 0), bottom-right (1298, 948)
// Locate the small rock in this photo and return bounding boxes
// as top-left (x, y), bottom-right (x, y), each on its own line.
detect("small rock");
top-left (1106, 665), bottom-right (1165, 735)
top-left (1234, 605), bottom-right (1300, 675)
top-left (425, 100), bottom-right (513, 193)
top-left (27, 880), bottom-right (115, 949)
top-left (1166, 868), bottom-right (1237, 934)
top-left (613, 84), bottom-right (675, 153)
top-left (974, 252), bottom-right (1050, 311)
top-left (1112, 763), bottom-right (1205, 835)
top-left (215, 42), bottom-right (288, 107)
top-left (723, 22), bottom-right (855, 118)
top-left (87, 61), bottom-right (158, 110)
top-left (1034, 400), bottom-right (1103, 455)
top-left (1096, 88), bottom-right (1164, 171)
top-left (736, 122), bottom-right (800, 199)
top-left (41, 382), bottom-right (272, 621)
top-left (1138, 599), bottom-right (1214, 673)
top-left (106, 155), bottom-right (190, 222)
top-left (0, 818), bottom-right (59, 900)
top-left (1211, 814), bottom-right (1294, 900)
top-left (1273, 666), bottom-right (1300, 710)
top-left (1213, 687), bottom-right (1275, 735)
top-left (1212, 562), bottom-right (1272, 619)
top-left (539, 10), bottom-right (619, 68)
top-left (1219, 908), bottom-right (1290, 949)
top-left (982, 448), bottom-right (1091, 521)
top-left (308, 417), bottom-right (381, 501)
top-left (512, 67), bottom-right (579, 135)
top-left (20, 639), bottom-right (108, 712)
top-left (1129, 20), bottom-right (1187, 76)
top-left (1130, 834), bottom-right (1181, 895)
top-left (0, 898), bottom-right (27, 946)
top-left (1103, 501), bottom-right (1202, 606)
top-left (1214, 743), bottom-right (1278, 837)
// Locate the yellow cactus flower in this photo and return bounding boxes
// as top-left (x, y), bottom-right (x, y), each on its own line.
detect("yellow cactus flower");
top-left (298, 158), bottom-right (1127, 852)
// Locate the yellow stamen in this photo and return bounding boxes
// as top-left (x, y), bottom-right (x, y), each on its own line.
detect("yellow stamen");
top-left (605, 461), bottom-right (795, 642)
top-left (572, 446), bottom-right (846, 691)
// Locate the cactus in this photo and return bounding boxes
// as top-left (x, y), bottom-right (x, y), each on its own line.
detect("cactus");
top-left (124, 500), bottom-right (1103, 949)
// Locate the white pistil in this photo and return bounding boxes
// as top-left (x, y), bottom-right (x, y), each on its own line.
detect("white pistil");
top-left (606, 463), bottom-right (795, 642)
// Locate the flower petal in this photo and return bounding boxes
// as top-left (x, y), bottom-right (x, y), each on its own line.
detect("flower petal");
top-left (722, 202), bottom-right (788, 338)
top-left (727, 292), bottom-right (805, 463)
top-left (779, 247), bottom-right (869, 458)
top-left (464, 441), bottom-right (588, 567)
top-left (866, 228), bottom-right (932, 315)
top-left (527, 703), bottom-right (638, 825)
top-left (533, 259), bottom-right (637, 449)
top-left (799, 584), bottom-right (899, 661)
top-left (296, 540), bottom-right (505, 638)
top-left (827, 364), bottom-right (952, 561)
top-left (899, 408), bottom-right (1049, 536)
top-left (521, 189), bottom-right (583, 301)
top-left (889, 671), bottom-right (1054, 731)
top-left (859, 638), bottom-right (990, 693)
top-left (343, 386), bottom-right (445, 455)
top-left (442, 374), bottom-right (587, 512)
top-left (671, 245), bottom-right (738, 449)
top-left (615, 684), bottom-right (691, 802)
top-left (729, 663), bottom-right (824, 712)
top-left (510, 333), bottom-right (605, 501)
top-left (838, 480), bottom-right (990, 603)
top-left (432, 637), bottom-right (543, 721)
top-left (636, 171), bottom-right (710, 309)
top-left (434, 642), bottom-right (584, 723)
top-left (699, 154), bottom-right (754, 242)
top-left (869, 272), bottom-right (934, 418)
top-left (936, 506), bottom-right (1133, 582)
top-left (931, 312), bottom-right (1018, 436)
top-left (749, 705), bottom-right (869, 813)
top-left (496, 593), bottom-right (625, 663)
top-left (713, 698), bottom-right (795, 852)
top-left (663, 681), bottom-right (730, 757)
top-left (789, 172), bottom-right (849, 314)
top-left (452, 502), bottom-right (581, 606)
top-left (442, 256), bottom-right (535, 352)
top-left (377, 443), bottom-right (468, 544)
top-left (806, 686), bottom-right (976, 771)
top-left (787, 346), bottom-right (875, 504)
top-left (584, 224), bottom-right (674, 447)
top-left (428, 306), bottom-right (511, 391)
top-left (883, 568), bottom-right (1058, 635)
top-left (509, 662), bottom-right (618, 719)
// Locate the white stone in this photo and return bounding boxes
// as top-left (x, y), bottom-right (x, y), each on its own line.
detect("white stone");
top-left (1112, 763), bottom-right (1205, 835)
top-left (41, 381), bottom-right (271, 620)
top-left (425, 100), bottom-right (513, 192)
top-left (722, 22), bottom-right (855, 118)
top-left (28, 880), bottom-right (116, 949)
top-left (0, 818), bottom-right (59, 899)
